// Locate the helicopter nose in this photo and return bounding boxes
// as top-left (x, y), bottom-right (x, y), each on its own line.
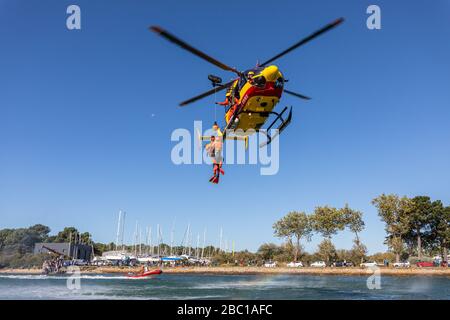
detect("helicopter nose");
top-left (263, 65), bottom-right (279, 82)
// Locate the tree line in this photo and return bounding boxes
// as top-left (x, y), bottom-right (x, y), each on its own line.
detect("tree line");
top-left (270, 194), bottom-right (449, 264)
top-left (0, 224), bottom-right (232, 267)
top-left (272, 204), bottom-right (366, 265)
top-left (1, 194), bottom-right (448, 268)
top-left (0, 225), bottom-right (94, 268)
top-left (372, 194), bottom-right (449, 262)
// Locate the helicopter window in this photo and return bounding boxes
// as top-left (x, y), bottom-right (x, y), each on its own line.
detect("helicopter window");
top-left (275, 77), bottom-right (284, 89)
top-left (245, 68), bottom-right (263, 77)
top-left (253, 76), bottom-right (266, 88)
top-left (238, 76), bottom-right (247, 91)
top-left (244, 68), bottom-right (263, 82)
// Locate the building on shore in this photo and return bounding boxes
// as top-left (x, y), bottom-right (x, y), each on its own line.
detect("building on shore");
top-left (34, 243), bottom-right (93, 261)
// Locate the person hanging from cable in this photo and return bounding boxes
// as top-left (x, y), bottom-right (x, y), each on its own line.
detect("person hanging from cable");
top-left (205, 122), bottom-right (224, 184)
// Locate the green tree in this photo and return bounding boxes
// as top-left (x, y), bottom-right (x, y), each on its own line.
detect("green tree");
top-left (203, 245), bottom-right (216, 257)
top-left (54, 227), bottom-right (79, 243)
top-left (80, 232), bottom-right (92, 244)
top-left (350, 239), bottom-right (368, 264)
top-left (257, 243), bottom-right (282, 261)
top-left (0, 225), bottom-right (51, 254)
top-left (233, 250), bottom-right (258, 266)
top-left (404, 196), bottom-right (435, 260)
top-left (0, 229), bottom-right (14, 250)
top-left (341, 204), bottom-right (365, 243)
top-left (273, 211), bottom-right (312, 262)
top-left (0, 225), bottom-right (52, 267)
top-left (426, 204), bottom-right (450, 263)
top-left (311, 206), bottom-right (346, 264)
top-left (311, 206), bottom-right (346, 239)
top-left (389, 236), bottom-right (405, 262)
top-left (372, 194), bottom-right (412, 262)
top-left (317, 239), bottom-right (336, 264)
top-left (340, 205), bottom-right (366, 263)
top-left (368, 251), bottom-right (396, 264)
top-left (92, 242), bottom-right (108, 256)
top-left (29, 224), bottom-right (51, 241)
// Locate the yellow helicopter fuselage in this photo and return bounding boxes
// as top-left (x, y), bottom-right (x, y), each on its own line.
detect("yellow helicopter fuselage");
top-left (225, 65), bottom-right (284, 135)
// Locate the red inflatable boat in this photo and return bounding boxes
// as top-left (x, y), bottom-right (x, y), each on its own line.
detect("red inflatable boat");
top-left (126, 269), bottom-right (162, 278)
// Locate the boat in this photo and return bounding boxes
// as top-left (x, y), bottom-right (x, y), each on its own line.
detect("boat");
top-left (161, 255), bottom-right (183, 262)
top-left (137, 255), bottom-right (161, 263)
top-left (126, 269), bottom-right (163, 278)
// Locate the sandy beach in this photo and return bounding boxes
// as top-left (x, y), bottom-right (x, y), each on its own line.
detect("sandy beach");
top-left (1, 266), bottom-right (449, 276)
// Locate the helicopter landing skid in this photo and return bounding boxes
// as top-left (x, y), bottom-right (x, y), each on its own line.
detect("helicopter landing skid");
top-left (258, 106), bottom-right (292, 148)
top-left (222, 106), bottom-right (292, 147)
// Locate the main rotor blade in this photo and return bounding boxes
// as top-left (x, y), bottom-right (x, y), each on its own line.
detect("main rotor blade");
top-left (150, 26), bottom-right (241, 76)
top-left (284, 89), bottom-right (311, 100)
top-left (179, 80), bottom-right (236, 107)
top-left (260, 18), bottom-right (344, 67)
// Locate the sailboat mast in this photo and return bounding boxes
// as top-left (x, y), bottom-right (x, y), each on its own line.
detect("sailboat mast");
top-left (146, 226), bottom-right (151, 255)
top-left (201, 228), bottom-right (206, 259)
top-left (139, 227), bottom-right (142, 256)
top-left (159, 225), bottom-right (163, 255)
top-left (157, 224), bottom-right (160, 257)
top-left (232, 240), bottom-right (235, 257)
top-left (170, 218), bottom-right (175, 256)
top-left (145, 226), bottom-right (149, 255)
top-left (115, 210), bottom-right (122, 251)
top-left (184, 223), bottom-right (190, 256)
top-left (196, 233), bottom-right (200, 259)
top-left (134, 221), bottom-right (138, 257)
top-left (188, 228), bottom-right (192, 257)
top-left (219, 227), bottom-right (223, 253)
top-left (120, 211), bottom-right (126, 251)
top-left (149, 226), bottom-right (153, 255)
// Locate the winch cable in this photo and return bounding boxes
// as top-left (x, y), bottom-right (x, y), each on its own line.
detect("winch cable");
top-left (213, 84), bottom-right (217, 122)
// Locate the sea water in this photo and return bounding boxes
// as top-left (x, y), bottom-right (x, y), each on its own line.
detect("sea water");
top-left (0, 273), bottom-right (448, 300)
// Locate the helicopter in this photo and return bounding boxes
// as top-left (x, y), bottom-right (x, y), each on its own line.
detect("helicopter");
top-left (150, 18), bottom-right (344, 148)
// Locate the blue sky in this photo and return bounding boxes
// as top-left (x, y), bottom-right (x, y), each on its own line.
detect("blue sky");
top-left (1, 0), bottom-right (449, 254)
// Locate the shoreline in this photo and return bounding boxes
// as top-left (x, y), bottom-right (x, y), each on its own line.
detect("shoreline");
top-left (1, 266), bottom-right (449, 277)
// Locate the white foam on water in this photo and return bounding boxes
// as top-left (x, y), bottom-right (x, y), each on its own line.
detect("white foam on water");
top-left (0, 274), bottom-right (50, 280)
top-left (191, 275), bottom-right (293, 290)
top-left (0, 274), bottom-right (155, 280)
top-left (163, 295), bottom-right (226, 300)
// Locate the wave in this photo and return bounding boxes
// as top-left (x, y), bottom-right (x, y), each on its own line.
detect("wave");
top-left (0, 274), bottom-right (152, 280)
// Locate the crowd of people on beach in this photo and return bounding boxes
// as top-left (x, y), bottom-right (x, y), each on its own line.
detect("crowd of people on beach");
top-left (42, 256), bottom-right (64, 274)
